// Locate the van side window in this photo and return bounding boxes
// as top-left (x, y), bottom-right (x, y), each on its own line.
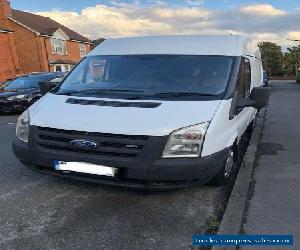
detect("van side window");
top-left (236, 57), bottom-right (251, 98)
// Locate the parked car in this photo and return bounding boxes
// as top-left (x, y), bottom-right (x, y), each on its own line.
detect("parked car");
top-left (263, 71), bottom-right (271, 87)
top-left (39, 74), bottom-right (66, 95)
top-left (13, 35), bottom-right (270, 189)
top-left (0, 72), bottom-right (64, 113)
top-left (0, 78), bottom-right (15, 92)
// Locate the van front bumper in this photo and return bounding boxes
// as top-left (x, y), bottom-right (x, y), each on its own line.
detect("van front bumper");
top-left (13, 135), bottom-right (229, 189)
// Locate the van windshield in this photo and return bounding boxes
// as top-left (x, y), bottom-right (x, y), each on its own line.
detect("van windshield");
top-left (56, 55), bottom-right (234, 100)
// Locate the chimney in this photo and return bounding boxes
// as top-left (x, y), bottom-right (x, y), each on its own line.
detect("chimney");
top-left (0, 0), bottom-right (11, 22)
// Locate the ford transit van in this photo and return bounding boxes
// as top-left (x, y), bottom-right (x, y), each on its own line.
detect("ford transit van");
top-left (12, 35), bottom-right (270, 189)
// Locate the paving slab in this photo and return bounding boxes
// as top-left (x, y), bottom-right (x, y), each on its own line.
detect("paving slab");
top-left (241, 81), bottom-right (300, 249)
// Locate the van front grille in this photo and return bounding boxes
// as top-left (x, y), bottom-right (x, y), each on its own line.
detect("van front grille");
top-left (36, 127), bottom-right (148, 158)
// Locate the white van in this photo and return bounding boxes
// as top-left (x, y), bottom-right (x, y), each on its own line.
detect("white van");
top-left (13, 35), bottom-right (270, 189)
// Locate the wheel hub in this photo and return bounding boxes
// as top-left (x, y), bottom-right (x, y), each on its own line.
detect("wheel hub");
top-left (224, 150), bottom-right (234, 178)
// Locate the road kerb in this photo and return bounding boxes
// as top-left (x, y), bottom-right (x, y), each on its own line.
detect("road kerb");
top-left (211, 108), bottom-right (266, 250)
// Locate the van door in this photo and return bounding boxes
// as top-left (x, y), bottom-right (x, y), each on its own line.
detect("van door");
top-left (234, 57), bottom-right (255, 138)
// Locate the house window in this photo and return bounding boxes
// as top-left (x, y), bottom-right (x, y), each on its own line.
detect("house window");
top-left (54, 64), bottom-right (73, 73)
top-left (79, 43), bottom-right (87, 57)
top-left (54, 65), bottom-right (62, 72)
top-left (64, 65), bottom-right (71, 72)
top-left (51, 38), bottom-right (67, 55)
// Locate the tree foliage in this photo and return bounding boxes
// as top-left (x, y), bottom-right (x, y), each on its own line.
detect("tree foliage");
top-left (282, 46), bottom-right (300, 76)
top-left (258, 42), bottom-right (282, 76)
top-left (257, 41), bottom-right (300, 77)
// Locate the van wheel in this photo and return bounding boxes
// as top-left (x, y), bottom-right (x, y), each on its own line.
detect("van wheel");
top-left (246, 119), bottom-right (256, 133)
top-left (210, 148), bottom-right (236, 186)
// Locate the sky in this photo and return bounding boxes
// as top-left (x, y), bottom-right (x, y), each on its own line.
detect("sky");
top-left (10, 0), bottom-right (300, 47)
top-left (11, 0), bottom-right (300, 12)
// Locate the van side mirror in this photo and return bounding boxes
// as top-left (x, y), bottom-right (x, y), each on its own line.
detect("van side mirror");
top-left (39, 81), bottom-right (56, 95)
top-left (236, 87), bottom-right (271, 109)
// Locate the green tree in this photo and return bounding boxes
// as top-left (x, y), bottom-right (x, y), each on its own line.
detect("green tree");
top-left (258, 42), bottom-right (283, 76)
top-left (282, 46), bottom-right (300, 77)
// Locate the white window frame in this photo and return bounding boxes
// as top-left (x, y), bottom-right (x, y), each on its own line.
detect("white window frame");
top-left (51, 38), bottom-right (67, 55)
top-left (53, 64), bottom-right (63, 72)
top-left (50, 29), bottom-right (69, 55)
top-left (79, 43), bottom-right (87, 57)
top-left (53, 64), bottom-right (73, 73)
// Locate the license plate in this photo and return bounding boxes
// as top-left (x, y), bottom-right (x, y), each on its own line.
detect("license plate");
top-left (53, 160), bottom-right (117, 177)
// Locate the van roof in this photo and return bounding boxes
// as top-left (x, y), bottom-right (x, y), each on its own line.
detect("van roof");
top-left (89, 35), bottom-right (259, 58)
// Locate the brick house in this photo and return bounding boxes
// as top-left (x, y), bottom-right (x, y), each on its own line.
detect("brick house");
top-left (0, 25), bottom-right (20, 83)
top-left (0, 0), bottom-right (93, 76)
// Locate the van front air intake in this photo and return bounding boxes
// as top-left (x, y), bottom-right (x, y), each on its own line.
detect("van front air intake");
top-left (66, 98), bottom-right (161, 108)
top-left (36, 127), bottom-right (149, 158)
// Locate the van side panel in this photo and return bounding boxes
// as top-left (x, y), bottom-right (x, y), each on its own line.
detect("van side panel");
top-left (202, 99), bottom-right (256, 157)
top-left (202, 55), bottom-right (263, 157)
top-left (201, 99), bottom-right (238, 156)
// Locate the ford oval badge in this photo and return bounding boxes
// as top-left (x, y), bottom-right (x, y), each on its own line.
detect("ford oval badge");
top-left (70, 139), bottom-right (98, 149)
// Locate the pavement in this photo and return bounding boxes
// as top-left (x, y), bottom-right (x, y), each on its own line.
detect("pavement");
top-left (241, 81), bottom-right (300, 249)
top-left (0, 114), bottom-right (231, 250)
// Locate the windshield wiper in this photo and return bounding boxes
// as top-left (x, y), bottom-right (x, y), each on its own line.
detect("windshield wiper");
top-left (56, 88), bottom-right (144, 95)
top-left (152, 92), bottom-right (218, 97)
top-left (125, 92), bottom-right (218, 100)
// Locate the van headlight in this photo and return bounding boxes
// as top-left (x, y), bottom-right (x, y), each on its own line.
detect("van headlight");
top-left (162, 122), bottom-right (209, 158)
top-left (16, 109), bottom-right (30, 142)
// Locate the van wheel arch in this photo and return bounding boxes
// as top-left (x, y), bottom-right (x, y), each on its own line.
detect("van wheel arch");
top-left (232, 139), bottom-right (239, 162)
top-left (209, 140), bottom-right (239, 186)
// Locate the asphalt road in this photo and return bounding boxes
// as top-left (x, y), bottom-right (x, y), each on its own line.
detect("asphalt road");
top-left (0, 115), bottom-right (230, 250)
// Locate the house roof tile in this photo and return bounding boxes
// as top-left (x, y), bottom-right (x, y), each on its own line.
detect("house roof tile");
top-left (11, 9), bottom-right (91, 43)
top-left (93, 38), bottom-right (105, 47)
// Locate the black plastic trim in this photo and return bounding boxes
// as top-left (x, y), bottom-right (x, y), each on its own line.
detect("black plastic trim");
top-left (222, 56), bottom-right (242, 100)
top-left (66, 98), bottom-right (161, 108)
top-left (12, 131), bottom-right (229, 189)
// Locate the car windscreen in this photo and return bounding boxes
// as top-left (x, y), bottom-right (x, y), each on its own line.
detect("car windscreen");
top-left (3, 80), bottom-right (12, 86)
top-left (50, 76), bottom-right (64, 83)
top-left (56, 55), bottom-right (235, 99)
top-left (4, 75), bottom-right (54, 90)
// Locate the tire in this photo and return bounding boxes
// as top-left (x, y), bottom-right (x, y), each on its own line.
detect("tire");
top-left (246, 119), bottom-right (255, 133)
top-left (210, 147), bottom-right (237, 186)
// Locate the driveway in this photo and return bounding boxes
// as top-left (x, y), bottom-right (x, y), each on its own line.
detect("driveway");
top-left (0, 114), bottom-right (231, 250)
